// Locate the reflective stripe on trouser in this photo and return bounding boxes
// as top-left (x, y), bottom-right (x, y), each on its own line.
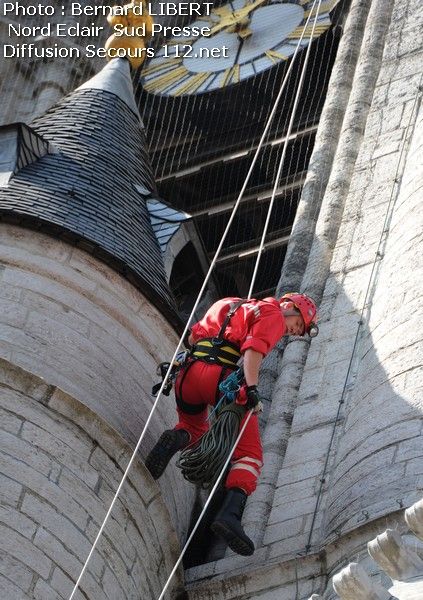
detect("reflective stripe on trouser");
top-left (226, 412), bottom-right (263, 495)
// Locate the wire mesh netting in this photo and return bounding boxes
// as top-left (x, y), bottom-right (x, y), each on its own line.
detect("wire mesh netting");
top-left (0, 0), bottom-right (349, 308)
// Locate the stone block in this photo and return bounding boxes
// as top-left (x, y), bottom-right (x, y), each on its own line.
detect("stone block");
top-left (282, 425), bottom-right (334, 466)
top-left (2, 267), bottom-right (120, 339)
top-left (130, 555), bottom-right (162, 598)
top-left (372, 127), bottom-right (405, 159)
top-left (89, 445), bottom-right (125, 490)
top-left (95, 476), bottom-right (136, 532)
top-left (263, 515), bottom-right (306, 545)
top-left (293, 393), bottom-right (340, 433)
top-left (337, 414), bottom-right (422, 473)
top-left (0, 248), bottom-right (97, 295)
top-left (0, 548), bottom-right (34, 593)
top-left (68, 248), bottom-right (142, 310)
top-left (148, 495), bottom-right (182, 572)
top-left (21, 290), bottom-right (91, 336)
top-left (394, 436), bottom-right (423, 463)
top-left (21, 422), bottom-right (98, 487)
top-left (326, 478), bottom-right (418, 537)
top-left (87, 322), bottom-right (157, 393)
top-left (0, 406), bottom-right (22, 435)
top-left (85, 524), bottom-right (139, 599)
top-left (0, 504), bottom-right (37, 539)
top-left (50, 567), bottom-right (105, 600)
top-left (0, 573), bottom-right (30, 599)
top-left (0, 280), bottom-right (23, 302)
top-left (101, 567), bottom-right (127, 600)
top-left (33, 578), bottom-right (62, 600)
top-left (331, 443), bottom-right (397, 489)
top-left (273, 477), bottom-right (318, 508)
top-left (0, 522), bottom-right (52, 578)
top-left (267, 494), bottom-right (317, 525)
top-left (406, 457), bottom-right (423, 477)
top-left (0, 225), bottom-right (72, 263)
top-left (0, 472), bottom-right (22, 508)
top-left (246, 585), bottom-right (300, 600)
top-left (58, 467), bottom-right (109, 524)
top-left (0, 298), bottom-right (28, 328)
top-left (0, 452), bottom-right (89, 530)
top-left (86, 513), bottom-right (136, 570)
top-left (266, 531), bottom-right (312, 560)
top-left (0, 359), bottom-right (51, 401)
top-left (277, 457), bottom-right (326, 487)
top-left (21, 492), bottom-right (103, 576)
top-left (0, 428), bottom-right (53, 477)
top-left (33, 526), bottom-right (84, 581)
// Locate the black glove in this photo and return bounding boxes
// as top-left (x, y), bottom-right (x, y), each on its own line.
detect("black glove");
top-left (246, 385), bottom-right (262, 411)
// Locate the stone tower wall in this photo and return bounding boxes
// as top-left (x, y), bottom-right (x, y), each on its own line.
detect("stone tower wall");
top-left (255, 0), bottom-right (423, 593)
top-left (184, 0), bottom-right (423, 597)
top-left (0, 359), bottom-right (185, 600)
top-left (0, 224), bottom-right (195, 598)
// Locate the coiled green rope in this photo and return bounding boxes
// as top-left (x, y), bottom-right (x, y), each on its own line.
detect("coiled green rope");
top-left (177, 403), bottom-right (246, 489)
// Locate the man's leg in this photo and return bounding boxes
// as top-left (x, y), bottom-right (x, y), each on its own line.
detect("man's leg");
top-left (211, 412), bottom-right (263, 555)
top-left (145, 361), bottom-right (220, 479)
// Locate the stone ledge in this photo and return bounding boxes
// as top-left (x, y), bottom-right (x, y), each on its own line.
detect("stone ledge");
top-left (317, 496), bottom-right (423, 600)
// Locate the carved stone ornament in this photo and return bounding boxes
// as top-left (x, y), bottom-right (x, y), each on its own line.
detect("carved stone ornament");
top-left (368, 529), bottom-right (423, 581)
top-left (332, 562), bottom-right (393, 599)
top-left (405, 498), bottom-right (423, 542)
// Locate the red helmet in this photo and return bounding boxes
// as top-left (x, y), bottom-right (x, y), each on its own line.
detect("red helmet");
top-left (280, 292), bottom-right (319, 337)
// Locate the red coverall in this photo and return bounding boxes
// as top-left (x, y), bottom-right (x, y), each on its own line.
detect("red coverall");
top-left (174, 297), bottom-right (286, 495)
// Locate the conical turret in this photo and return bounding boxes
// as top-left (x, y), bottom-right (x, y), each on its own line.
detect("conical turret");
top-left (0, 57), bottom-right (178, 326)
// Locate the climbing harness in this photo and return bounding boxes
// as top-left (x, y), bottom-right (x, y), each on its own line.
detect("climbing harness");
top-left (152, 300), bottom-right (244, 398)
top-left (191, 338), bottom-right (241, 368)
top-left (69, 2), bottom-right (322, 598)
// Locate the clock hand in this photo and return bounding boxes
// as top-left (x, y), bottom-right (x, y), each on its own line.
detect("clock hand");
top-left (209, 0), bottom-right (268, 35)
top-left (233, 35), bottom-right (245, 66)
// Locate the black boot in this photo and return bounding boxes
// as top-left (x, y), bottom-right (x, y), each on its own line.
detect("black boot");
top-left (211, 488), bottom-right (255, 556)
top-left (145, 429), bottom-right (189, 479)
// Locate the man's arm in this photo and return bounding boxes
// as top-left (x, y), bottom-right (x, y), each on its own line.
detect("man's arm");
top-left (243, 348), bottom-right (263, 387)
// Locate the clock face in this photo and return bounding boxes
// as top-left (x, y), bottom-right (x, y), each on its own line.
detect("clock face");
top-left (141, 0), bottom-right (339, 96)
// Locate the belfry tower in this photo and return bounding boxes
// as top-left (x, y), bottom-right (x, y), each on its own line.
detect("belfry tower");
top-left (0, 0), bottom-right (423, 599)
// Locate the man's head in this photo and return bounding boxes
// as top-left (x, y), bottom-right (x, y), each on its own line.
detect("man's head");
top-left (279, 293), bottom-right (319, 337)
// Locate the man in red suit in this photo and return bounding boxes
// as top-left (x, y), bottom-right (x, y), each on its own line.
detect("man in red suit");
top-left (146, 293), bottom-right (318, 555)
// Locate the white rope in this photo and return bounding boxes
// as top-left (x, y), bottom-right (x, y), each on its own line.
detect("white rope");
top-left (69, 2), bottom-right (320, 598)
top-left (157, 410), bottom-right (254, 600)
top-left (155, 4), bottom-right (325, 600)
top-left (248, 0), bottom-right (323, 297)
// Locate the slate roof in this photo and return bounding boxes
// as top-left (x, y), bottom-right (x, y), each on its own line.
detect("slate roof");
top-left (0, 58), bottom-right (180, 328)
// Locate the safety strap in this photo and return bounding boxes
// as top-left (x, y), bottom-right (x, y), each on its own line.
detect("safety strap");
top-left (216, 299), bottom-right (247, 340)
